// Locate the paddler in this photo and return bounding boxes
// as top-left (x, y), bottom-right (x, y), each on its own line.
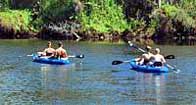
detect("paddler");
top-left (151, 48), bottom-right (166, 66)
top-left (55, 41), bottom-right (68, 58)
top-left (37, 41), bottom-right (56, 57)
top-left (135, 45), bottom-right (154, 65)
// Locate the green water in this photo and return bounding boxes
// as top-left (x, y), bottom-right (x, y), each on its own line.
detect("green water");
top-left (0, 40), bottom-right (195, 105)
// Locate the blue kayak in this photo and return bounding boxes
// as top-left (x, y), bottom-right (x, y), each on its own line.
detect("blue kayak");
top-left (130, 60), bottom-right (169, 73)
top-left (32, 55), bottom-right (70, 65)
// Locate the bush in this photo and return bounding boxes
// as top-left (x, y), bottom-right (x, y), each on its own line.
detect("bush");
top-left (39, 0), bottom-right (74, 22)
top-left (179, 0), bottom-right (196, 17)
top-left (0, 9), bottom-right (34, 32)
top-left (0, 0), bottom-right (10, 10)
top-left (79, 0), bottom-right (129, 33)
top-left (162, 4), bottom-right (196, 28)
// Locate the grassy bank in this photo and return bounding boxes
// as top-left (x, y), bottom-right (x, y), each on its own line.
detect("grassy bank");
top-left (0, 9), bottom-right (35, 32)
top-left (0, 0), bottom-right (195, 41)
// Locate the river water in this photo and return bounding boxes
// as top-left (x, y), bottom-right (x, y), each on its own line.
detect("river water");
top-left (0, 40), bottom-right (195, 105)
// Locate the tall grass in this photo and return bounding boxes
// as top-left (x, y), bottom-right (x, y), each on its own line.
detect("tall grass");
top-left (0, 9), bottom-right (33, 32)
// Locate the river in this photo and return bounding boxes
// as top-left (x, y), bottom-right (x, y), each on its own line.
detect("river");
top-left (0, 40), bottom-right (195, 105)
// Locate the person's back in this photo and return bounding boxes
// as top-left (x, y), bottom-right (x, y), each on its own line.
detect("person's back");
top-left (142, 52), bottom-right (154, 65)
top-left (56, 42), bottom-right (68, 58)
top-left (136, 45), bottom-right (153, 65)
top-left (152, 48), bottom-right (166, 66)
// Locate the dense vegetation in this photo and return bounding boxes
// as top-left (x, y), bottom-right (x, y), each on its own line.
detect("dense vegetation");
top-left (0, 0), bottom-right (10, 9)
top-left (0, 0), bottom-right (195, 42)
top-left (0, 10), bottom-right (33, 31)
top-left (79, 0), bottom-right (129, 33)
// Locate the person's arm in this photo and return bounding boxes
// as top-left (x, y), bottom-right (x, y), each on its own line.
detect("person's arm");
top-left (55, 49), bottom-right (59, 58)
top-left (161, 55), bottom-right (166, 63)
top-left (37, 48), bottom-right (47, 56)
top-left (64, 49), bottom-right (68, 57)
top-left (43, 48), bottom-right (47, 53)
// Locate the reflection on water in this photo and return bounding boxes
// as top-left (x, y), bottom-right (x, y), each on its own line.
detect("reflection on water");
top-left (40, 64), bottom-right (79, 104)
top-left (113, 71), bottom-right (168, 105)
top-left (135, 73), bottom-right (165, 104)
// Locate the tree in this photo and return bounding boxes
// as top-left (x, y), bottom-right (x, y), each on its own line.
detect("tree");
top-left (0, 0), bottom-right (10, 9)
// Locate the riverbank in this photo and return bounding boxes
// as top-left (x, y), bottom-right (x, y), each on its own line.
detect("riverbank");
top-left (1, 26), bottom-right (196, 45)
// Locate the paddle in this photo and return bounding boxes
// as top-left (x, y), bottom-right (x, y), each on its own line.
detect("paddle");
top-left (68, 54), bottom-right (84, 59)
top-left (164, 55), bottom-right (175, 59)
top-left (128, 41), bottom-right (180, 72)
top-left (112, 60), bottom-right (130, 65)
top-left (26, 54), bottom-right (84, 59)
top-left (128, 41), bottom-right (175, 59)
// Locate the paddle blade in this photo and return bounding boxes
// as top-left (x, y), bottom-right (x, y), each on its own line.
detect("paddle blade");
top-left (112, 60), bottom-right (124, 65)
top-left (75, 54), bottom-right (84, 59)
top-left (68, 54), bottom-right (84, 59)
top-left (164, 55), bottom-right (175, 59)
top-left (27, 54), bottom-right (33, 57)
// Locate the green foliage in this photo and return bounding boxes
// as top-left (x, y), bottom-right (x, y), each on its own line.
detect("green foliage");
top-left (39, 0), bottom-right (74, 22)
top-left (162, 5), bottom-right (178, 17)
top-left (79, 0), bottom-right (129, 33)
top-left (0, 0), bottom-right (10, 10)
top-left (0, 9), bottom-right (34, 32)
top-left (0, 0), bottom-right (195, 39)
top-left (31, 17), bottom-right (43, 31)
top-left (162, 4), bottom-right (196, 28)
top-left (179, 0), bottom-right (196, 17)
top-left (128, 19), bottom-right (145, 31)
top-left (146, 19), bottom-right (159, 36)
